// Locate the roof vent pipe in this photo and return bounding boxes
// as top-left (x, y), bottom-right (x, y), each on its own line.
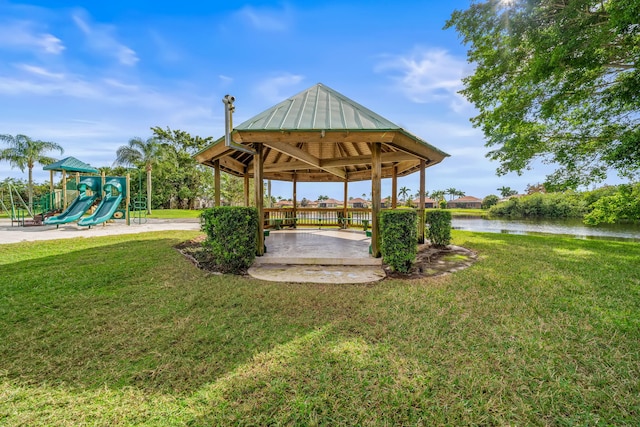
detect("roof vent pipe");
top-left (222, 94), bottom-right (255, 155)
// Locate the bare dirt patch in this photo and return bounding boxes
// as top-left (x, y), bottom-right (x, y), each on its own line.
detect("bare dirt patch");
top-left (383, 244), bottom-right (478, 280)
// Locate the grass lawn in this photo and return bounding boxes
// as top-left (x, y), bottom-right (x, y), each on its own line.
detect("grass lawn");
top-left (427, 207), bottom-right (488, 217)
top-left (146, 209), bottom-right (203, 219)
top-left (1, 230), bottom-right (639, 425)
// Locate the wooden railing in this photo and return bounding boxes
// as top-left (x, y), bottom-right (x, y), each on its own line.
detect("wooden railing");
top-left (263, 208), bottom-right (372, 229)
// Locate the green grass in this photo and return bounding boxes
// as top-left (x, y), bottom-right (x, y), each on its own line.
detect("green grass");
top-left (1, 231), bottom-right (639, 425)
top-left (427, 207), bottom-right (488, 217)
top-left (146, 209), bottom-right (203, 219)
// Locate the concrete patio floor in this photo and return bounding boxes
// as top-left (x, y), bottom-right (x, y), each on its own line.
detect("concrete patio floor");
top-left (248, 229), bottom-right (387, 284)
top-left (255, 228), bottom-right (381, 266)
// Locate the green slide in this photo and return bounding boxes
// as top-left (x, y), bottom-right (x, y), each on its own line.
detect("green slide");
top-left (77, 180), bottom-right (123, 227)
top-left (44, 178), bottom-right (100, 226)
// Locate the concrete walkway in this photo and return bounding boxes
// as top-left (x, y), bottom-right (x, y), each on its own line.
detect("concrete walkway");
top-left (0, 218), bottom-right (200, 244)
top-left (1, 219), bottom-right (387, 284)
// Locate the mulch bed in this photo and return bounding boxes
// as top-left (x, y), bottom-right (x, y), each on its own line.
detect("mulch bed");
top-left (175, 237), bottom-right (477, 280)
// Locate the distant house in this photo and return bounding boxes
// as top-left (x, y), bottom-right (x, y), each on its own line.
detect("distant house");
top-left (348, 197), bottom-right (369, 208)
top-left (276, 199), bottom-right (293, 208)
top-left (448, 196), bottom-right (482, 209)
top-left (412, 197), bottom-right (437, 208)
top-left (318, 198), bottom-right (341, 208)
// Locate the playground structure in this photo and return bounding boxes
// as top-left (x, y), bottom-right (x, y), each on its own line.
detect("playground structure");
top-left (3, 156), bottom-right (135, 228)
top-left (0, 181), bottom-right (32, 226)
top-left (44, 176), bottom-right (101, 227)
top-left (77, 177), bottom-right (128, 228)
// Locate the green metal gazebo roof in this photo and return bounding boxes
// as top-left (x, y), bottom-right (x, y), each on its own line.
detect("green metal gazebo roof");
top-left (43, 156), bottom-right (99, 174)
top-left (195, 82), bottom-right (449, 182)
top-left (236, 83), bottom-right (400, 131)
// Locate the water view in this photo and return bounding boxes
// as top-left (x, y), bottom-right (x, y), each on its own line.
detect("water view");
top-left (452, 217), bottom-right (640, 242)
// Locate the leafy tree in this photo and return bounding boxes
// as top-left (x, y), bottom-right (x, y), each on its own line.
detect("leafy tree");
top-left (584, 183), bottom-right (640, 224)
top-left (482, 194), bottom-right (500, 209)
top-left (525, 183), bottom-right (546, 194)
top-left (300, 197), bottom-right (309, 207)
top-left (114, 137), bottom-right (160, 214)
top-left (0, 134), bottom-right (63, 211)
top-left (150, 126), bottom-right (215, 210)
top-left (497, 186), bottom-right (518, 198)
top-left (446, 0), bottom-right (640, 189)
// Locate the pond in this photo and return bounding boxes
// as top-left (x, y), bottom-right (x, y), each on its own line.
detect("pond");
top-left (451, 217), bottom-right (640, 242)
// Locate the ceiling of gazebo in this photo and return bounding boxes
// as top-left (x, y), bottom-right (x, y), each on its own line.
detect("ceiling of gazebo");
top-left (195, 83), bottom-right (449, 183)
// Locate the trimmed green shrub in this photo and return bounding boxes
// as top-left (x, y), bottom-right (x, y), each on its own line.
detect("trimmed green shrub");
top-left (380, 210), bottom-right (417, 273)
top-left (426, 210), bottom-right (451, 247)
top-left (200, 206), bottom-right (259, 273)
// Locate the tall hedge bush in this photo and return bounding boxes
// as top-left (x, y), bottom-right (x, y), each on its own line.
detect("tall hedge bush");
top-left (200, 206), bottom-right (259, 273)
top-left (426, 210), bottom-right (451, 247)
top-left (380, 210), bottom-right (417, 273)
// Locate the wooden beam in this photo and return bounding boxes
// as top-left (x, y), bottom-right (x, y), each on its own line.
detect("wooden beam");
top-left (218, 156), bottom-right (246, 175)
top-left (263, 141), bottom-right (346, 179)
top-left (390, 132), bottom-right (448, 164)
top-left (371, 142), bottom-right (381, 258)
top-left (194, 140), bottom-right (235, 165)
top-left (236, 130), bottom-right (396, 144)
top-left (321, 151), bottom-right (415, 168)
top-left (254, 144), bottom-right (264, 256)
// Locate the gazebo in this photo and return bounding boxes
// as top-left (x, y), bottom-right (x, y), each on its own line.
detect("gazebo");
top-left (195, 83), bottom-right (449, 256)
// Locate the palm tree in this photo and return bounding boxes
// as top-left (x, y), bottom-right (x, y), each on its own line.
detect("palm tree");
top-left (446, 187), bottom-right (459, 201)
top-left (114, 137), bottom-right (160, 214)
top-left (0, 134), bottom-right (64, 211)
top-left (497, 186), bottom-right (518, 198)
top-left (430, 190), bottom-right (446, 206)
top-left (398, 186), bottom-right (410, 202)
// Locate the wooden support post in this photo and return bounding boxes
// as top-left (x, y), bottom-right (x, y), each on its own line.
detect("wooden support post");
top-left (254, 144), bottom-right (265, 256)
top-left (244, 170), bottom-right (250, 207)
top-left (371, 142), bottom-right (382, 257)
top-left (214, 159), bottom-right (221, 207)
top-left (343, 180), bottom-right (348, 228)
top-left (293, 174), bottom-right (297, 224)
top-left (419, 160), bottom-right (426, 244)
top-left (392, 166), bottom-right (397, 209)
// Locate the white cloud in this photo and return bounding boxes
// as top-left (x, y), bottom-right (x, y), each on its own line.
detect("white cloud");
top-left (235, 5), bottom-right (293, 31)
top-left (375, 47), bottom-right (473, 112)
top-left (0, 20), bottom-right (64, 54)
top-left (255, 73), bottom-right (304, 103)
top-left (72, 10), bottom-right (139, 66)
top-left (15, 64), bottom-right (65, 79)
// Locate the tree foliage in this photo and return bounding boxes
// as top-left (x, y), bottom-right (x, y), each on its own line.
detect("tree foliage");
top-left (446, 0), bottom-right (640, 188)
top-left (114, 137), bottom-right (160, 214)
top-left (150, 126), bottom-right (215, 209)
top-left (0, 134), bottom-right (63, 210)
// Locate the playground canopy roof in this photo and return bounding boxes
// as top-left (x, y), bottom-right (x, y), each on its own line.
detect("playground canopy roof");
top-left (194, 83), bottom-right (449, 183)
top-left (43, 156), bottom-right (99, 174)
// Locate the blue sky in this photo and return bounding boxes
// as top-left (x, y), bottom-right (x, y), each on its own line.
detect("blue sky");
top-left (0, 0), bottom-right (624, 200)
